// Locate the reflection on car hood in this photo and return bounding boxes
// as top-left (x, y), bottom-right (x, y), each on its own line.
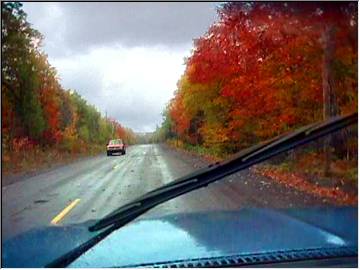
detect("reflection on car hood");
top-left (2, 207), bottom-right (357, 267)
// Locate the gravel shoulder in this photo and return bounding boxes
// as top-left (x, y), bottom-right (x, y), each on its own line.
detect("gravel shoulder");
top-left (159, 143), bottom-right (341, 208)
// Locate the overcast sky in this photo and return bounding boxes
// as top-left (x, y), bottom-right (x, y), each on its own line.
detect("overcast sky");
top-left (22, 2), bottom-right (220, 132)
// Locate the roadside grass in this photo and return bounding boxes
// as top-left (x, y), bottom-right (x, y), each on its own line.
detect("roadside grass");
top-left (255, 151), bottom-right (357, 205)
top-left (264, 152), bottom-right (358, 185)
top-left (166, 139), bottom-right (224, 162)
top-left (167, 139), bottom-right (357, 184)
top-left (166, 139), bottom-right (357, 205)
top-left (2, 144), bottom-right (105, 177)
top-left (254, 165), bottom-right (357, 206)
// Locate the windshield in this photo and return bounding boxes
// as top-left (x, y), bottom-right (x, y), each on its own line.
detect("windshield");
top-left (2, 1), bottom-right (357, 268)
top-left (109, 139), bottom-right (123, 145)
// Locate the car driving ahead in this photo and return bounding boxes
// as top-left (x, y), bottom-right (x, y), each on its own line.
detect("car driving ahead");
top-left (107, 139), bottom-right (126, 156)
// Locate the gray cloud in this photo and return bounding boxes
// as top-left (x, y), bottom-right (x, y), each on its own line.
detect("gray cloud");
top-left (22, 2), bottom-right (220, 132)
top-left (24, 2), bottom-right (220, 57)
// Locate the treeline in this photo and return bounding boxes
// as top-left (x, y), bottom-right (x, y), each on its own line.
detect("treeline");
top-left (2, 2), bottom-right (136, 158)
top-left (154, 2), bottom-right (357, 158)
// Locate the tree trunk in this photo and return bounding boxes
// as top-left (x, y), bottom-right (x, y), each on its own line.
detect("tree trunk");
top-left (322, 26), bottom-right (338, 177)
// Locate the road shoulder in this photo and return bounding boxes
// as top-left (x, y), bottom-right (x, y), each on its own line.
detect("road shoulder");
top-left (2, 154), bottom-right (104, 187)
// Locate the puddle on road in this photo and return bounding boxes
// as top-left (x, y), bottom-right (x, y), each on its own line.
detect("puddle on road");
top-left (34, 199), bottom-right (49, 204)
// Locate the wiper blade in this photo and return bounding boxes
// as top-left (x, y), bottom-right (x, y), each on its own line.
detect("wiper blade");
top-left (89, 113), bottom-right (357, 232)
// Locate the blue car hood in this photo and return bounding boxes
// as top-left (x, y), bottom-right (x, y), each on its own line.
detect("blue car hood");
top-left (2, 207), bottom-right (357, 267)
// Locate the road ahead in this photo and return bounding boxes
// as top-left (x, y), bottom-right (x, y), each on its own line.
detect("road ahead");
top-left (2, 144), bottom-right (330, 241)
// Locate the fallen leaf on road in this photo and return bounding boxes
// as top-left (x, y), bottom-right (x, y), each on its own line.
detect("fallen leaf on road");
top-left (254, 166), bottom-right (357, 206)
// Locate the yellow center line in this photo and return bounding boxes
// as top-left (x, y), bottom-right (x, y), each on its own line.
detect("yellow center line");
top-left (51, 198), bottom-right (80, 225)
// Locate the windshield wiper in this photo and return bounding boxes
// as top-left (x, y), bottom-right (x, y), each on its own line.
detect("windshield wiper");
top-left (47, 113), bottom-right (357, 267)
top-left (89, 113), bottom-right (357, 232)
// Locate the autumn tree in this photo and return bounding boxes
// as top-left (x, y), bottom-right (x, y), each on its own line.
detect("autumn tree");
top-left (163, 1), bottom-right (357, 159)
top-left (2, 2), bottom-right (137, 158)
top-left (2, 2), bottom-right (45, 142)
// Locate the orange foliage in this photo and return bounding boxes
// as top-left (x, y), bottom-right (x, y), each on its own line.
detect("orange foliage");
top-left (254, 166), bottom-right (357, 206)
top-left (167, 2), bottom-right (357, 152)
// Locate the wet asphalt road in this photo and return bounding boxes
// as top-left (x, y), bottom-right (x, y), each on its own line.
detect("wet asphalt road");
top-left (2, 144), bottom-right (330, 241)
